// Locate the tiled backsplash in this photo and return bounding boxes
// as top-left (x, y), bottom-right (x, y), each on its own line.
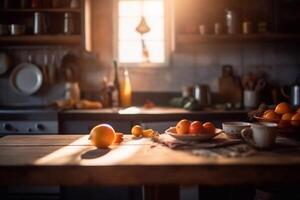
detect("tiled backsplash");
top-left (127, 43), bottom-right (300, 92)
top-left (0, 42), bottom-right (299, 106)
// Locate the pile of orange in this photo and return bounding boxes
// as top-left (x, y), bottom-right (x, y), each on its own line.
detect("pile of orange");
top-left (175, 119), bottom-right (215, 135)
top-left (131, 125), bottom-right (155, 138)
top-left (261, 102), bottom-right (300, 127)
top-left (89, 124), bottom-right (124, 148)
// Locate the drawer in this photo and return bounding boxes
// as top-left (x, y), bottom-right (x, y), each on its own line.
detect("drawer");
top-left (60, 120), bottom-right (132, 134)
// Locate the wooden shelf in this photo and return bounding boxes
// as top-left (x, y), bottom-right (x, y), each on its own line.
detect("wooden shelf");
top-left (0, 35), bottom-right (81, 45)
top-left (176, 34), bottom-right (300, 44)
top-left (0, 8), bottom-right (81, 13)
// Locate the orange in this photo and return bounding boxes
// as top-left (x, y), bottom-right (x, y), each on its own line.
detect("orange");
top-left (114, 132), bottom-right (124, 144)
top-left (131, 125), bottom-right (143, 137)
top-left (176, 119), bottom-right (190, 134)
top-left (263, 110), bottom-right (281, 122)
top-left (281, 113), bottom-right (294, 121)
top-left (89, 124), bottom-right (116, 148)
top-left (275, 102), bottom-right (292, 115)
top-left (263, 109), bottom-right (275, 117)
top-left (142, 129), bottom-right (155, 138)
top-left (279, 113), bottom-right (294, 128)
top-left (291, 113), bottom-right (300, 127)
top-left (202, 122), bottom-right (215, 134)
top-left (189, 121), bottom-right (203, 134)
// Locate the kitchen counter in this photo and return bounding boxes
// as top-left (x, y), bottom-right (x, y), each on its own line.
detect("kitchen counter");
top-left (59, 107), bottom-right (249, 122)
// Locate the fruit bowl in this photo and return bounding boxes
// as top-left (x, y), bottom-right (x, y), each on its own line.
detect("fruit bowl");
top-left (253, 114), bottom-right (300, 136)
top-left (165, 127), bottom-right (223, 142)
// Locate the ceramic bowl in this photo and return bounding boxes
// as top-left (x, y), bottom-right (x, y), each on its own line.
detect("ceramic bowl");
top-left (222, 121), bottom-right (251, 139)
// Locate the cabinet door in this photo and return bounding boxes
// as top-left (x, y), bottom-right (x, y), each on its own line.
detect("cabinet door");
top-left (60, 120), bottom-right (131, 134)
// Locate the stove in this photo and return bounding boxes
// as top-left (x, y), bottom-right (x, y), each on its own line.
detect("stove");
top-left (0, 108), bottom-right (58, 135)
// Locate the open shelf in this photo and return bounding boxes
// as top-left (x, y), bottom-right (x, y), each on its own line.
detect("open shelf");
top-left (0, 35), bottom-right (81, 45)
top-left (176, 33), bottom-right (300, 44)
top-left (0, 8), bottom-right (81, 13)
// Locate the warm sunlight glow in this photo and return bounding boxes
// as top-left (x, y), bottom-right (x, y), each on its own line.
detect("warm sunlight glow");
top-left (118, 0), bottom-right (165, 64)
top-left (34, 135), bottom-right (144, 165)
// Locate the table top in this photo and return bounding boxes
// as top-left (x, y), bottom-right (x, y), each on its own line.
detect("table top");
top-left (0, 135), bottom-right (300, 186)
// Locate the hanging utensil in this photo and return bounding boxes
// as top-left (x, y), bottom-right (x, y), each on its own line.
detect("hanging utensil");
top-left (255, 78), bottom-right (266, 92)
top-left (135, 0), bottom-right (151, 63)
top-left (42, 53), bottom-right (49, 84)
top-left (136, 16), bottom-right (151, 35)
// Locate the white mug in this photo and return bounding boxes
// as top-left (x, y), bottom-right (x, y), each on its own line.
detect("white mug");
top-left (241, 122), bottom-right (278, 149)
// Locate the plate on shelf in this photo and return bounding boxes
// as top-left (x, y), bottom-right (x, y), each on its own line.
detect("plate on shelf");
top-left (165, 127), bottom-right (223, 142)
top-left (10, 63), bottom-right (43, 95)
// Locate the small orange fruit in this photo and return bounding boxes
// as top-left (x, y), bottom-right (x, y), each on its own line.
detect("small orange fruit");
top-left (89, 124), bottom-right (116, 148)
top-left (263, 110), bottom-right (281, 122)
top-left (291, 113), bottom-right (300, 127)
top-left (202, 122), bottom-right (215, 134)
top-left (131, 125), bottom-right (143, 137)
top-left (142, 129), bottom-right (155, 138)
top-left (176, 119), bottom-right (190, 134)
top-left (114, 132), bottom-right (124, 144)
top-left (189, 121), bottom-right (203, 134)
top-left (281, 113), bottom-right (294, 121)
top-left (279, 113), bottom-right (294, 128)
top-left (275, 102), bottom-right (292, 115)
top-left (263, 109), bottom-right (274, 117)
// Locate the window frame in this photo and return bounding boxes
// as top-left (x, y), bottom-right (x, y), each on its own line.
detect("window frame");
top-left (113, 0), bottom-right (174, 67)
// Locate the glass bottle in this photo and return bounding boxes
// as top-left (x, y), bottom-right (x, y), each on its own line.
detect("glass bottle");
top-left (111, 60), bottom-right (120, 108)
top-left (120, 68), bottom-right (132, 107)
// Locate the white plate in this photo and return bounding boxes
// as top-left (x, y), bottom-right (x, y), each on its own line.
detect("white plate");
top-left (165, 127), bottom-right (223, 142)
top-left (10, 63), bottom-right (43, 95)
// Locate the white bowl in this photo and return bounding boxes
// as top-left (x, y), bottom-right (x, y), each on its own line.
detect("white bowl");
top-left (222, 122), bottom-right (251, 139)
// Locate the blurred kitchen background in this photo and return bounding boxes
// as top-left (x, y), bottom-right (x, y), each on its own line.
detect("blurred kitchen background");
top-left (0, 0), bottom-right (299, 108)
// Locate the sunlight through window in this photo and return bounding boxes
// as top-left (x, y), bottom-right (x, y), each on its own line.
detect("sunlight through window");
top-left (116, 0), bottom-right (167, 65)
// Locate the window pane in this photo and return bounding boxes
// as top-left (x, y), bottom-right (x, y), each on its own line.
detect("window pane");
top-left (119, 17), bottom-right (141, 40)
top-left (142, 17), bottom-right (164, 40)
top-left (119, 1), bottom-right (141, 17)
top-left (119, 41), bottom-right (142, 63)
top-left (118, 0), bottom-right (166, 64)
top-left (147, 41), bottom-right (165, 63)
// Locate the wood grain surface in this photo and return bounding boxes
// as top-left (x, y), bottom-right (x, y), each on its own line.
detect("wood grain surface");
top-left (0, 135), bottom-right (300, 186)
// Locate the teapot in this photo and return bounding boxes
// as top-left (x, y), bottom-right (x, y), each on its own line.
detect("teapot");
top-left (281, 77), bottom-right (300, 107)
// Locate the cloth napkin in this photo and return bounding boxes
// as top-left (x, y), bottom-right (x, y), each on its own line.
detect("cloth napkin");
top-left (157, 133), bottom-right (242, 150)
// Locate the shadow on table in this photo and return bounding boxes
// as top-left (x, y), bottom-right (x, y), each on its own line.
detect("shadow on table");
top-left (80, 148), bottom-right (111, 160)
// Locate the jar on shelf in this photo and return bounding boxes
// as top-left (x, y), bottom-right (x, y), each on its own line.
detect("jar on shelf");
top-left (64, 12), bottom-right (75, 35)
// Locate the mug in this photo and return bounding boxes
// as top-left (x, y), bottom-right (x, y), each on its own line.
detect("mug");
top-left (243, 90), bottom-right (259, 108)
top-left (241, 122), bottom-right (278, 149)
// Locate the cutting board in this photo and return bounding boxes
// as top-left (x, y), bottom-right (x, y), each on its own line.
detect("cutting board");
top-left (219, 65), bottom-right (242, 104)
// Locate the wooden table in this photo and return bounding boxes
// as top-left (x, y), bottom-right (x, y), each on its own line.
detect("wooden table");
top-left (0, 135), bottom-right (300, 199)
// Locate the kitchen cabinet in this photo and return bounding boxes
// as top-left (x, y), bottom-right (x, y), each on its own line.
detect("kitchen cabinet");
top-left (60, 120), bottom-right (132, 134)
top-left (58, 108), bottom-right (248, 134)
top-left (175, 0), bottom-right (300, 46)
top-left (0, 0), bottom-right (91, 50)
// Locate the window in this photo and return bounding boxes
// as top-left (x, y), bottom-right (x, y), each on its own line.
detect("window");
top-left (114, 0), bottom-right (172, 67)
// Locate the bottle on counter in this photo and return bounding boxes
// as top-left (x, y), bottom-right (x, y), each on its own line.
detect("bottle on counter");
top-left (120, 67), bottom-right (132, 107)
top-left (111, 60), bottom-right (121, 108)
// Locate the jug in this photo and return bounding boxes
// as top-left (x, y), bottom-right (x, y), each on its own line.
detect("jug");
top-left (281, 77), bottom-right (300, 107)
top-left (194, 84), bottom-right (211, 107)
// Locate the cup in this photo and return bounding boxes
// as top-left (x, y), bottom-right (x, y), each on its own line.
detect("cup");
top-left (222, 121), bottom-right (251, 139)
top-left (242, 21), bottom-right (252, 34)
top-left (199, 24), bottom-right (207, 35)
top-left (241, 122), bottom-right (278, 149)
top-left (243, 90), bottom-right (259, 108)
top-left (214, 22), bottom-right (222, 35)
